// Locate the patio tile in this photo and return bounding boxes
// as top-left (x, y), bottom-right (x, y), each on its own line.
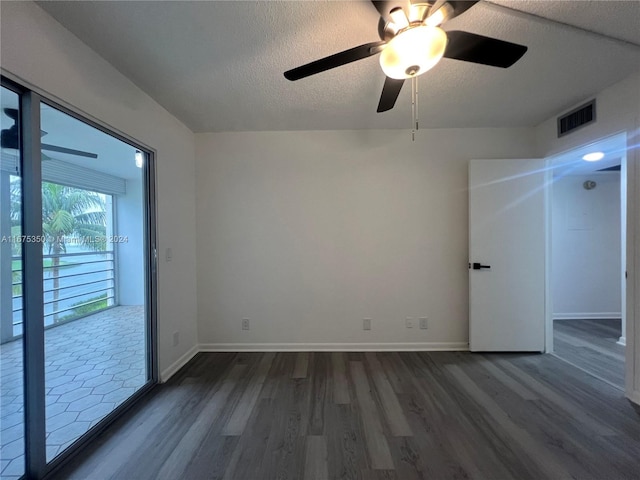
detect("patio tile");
top-left (0, 412), bottom-right (23, 430)
top-left (76, 402), bottom-right (116, 422)
top-left (0, 424), bottom-right (24, 446)
top-left (1, 456), bottom-right (24, 477)
top-left (49, 381), bottom-right (84, 396)
top-left (1, 306), bottom-right (144, 464)
top-left (122, 377), bottom-right (145, 388)
top-left (112, 369), bottom-right (141, 381)
top-left (64, 364), bottom-right (95, 376)
top-left (73, 369), bottom-right (105, 381)
top-left (46, 375), bottom-right (75, 388)
top-left (0, 396), bottom-right (19, 407)
top-left (58, 388), bottom-right (92, 404)
top-left (1, 387), bottom-right (23, 398)
top-left (104, 364), bottom-right (131, 375)
top-left (51, 359), bottom-right (86, 370)
top-left (0, 404), bottom-right (21, 418)
top-left (0, 437), bottom-right (23, 460)
top-left (81, 374), bottom-right (113, 388)
top-left (45, 369), bottom-right (68, 380)
top-left (67, 395), bottom-right (103, 412)
top-left (46, 445), bottom-right (61, 461)
top-left (46, 421), bottom-right (91, 446)
top-left (0, 372), bottom-right (23, 384)
top-left (47, 411), bottom-right (79, 432)
top-left (102, 387), bottom-right (136, 405)
top-left (46, 402), bottom-right (68, 417)
top-left (93, 359), bottom-right (121, 370)
top-left (110, 350), bottom-right (137, 360)
top-left (91, 380), bottom-right (123, 395)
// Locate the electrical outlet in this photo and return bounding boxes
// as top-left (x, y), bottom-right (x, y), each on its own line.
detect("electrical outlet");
top-left (419, 317), bottom-right (428, 330)
top-left (242, 318), bottom-right (250, 330)
top-left (165, 247), bottom-right (173, 262)
top-left (363, 318), bottom-right (371, 331)
top-left (405, 317), bottom-right (414, 329)
top-left (172, 331), bottom-right (180, 347)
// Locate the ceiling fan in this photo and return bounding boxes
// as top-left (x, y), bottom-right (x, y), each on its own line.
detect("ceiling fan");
top-left (284, 0), bottom-right (528, 113)
top-left (1, 108), bottom-right (98, 159)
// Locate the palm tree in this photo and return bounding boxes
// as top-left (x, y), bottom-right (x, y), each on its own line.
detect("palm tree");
top-left (41, 182), bottom-right (106, 321)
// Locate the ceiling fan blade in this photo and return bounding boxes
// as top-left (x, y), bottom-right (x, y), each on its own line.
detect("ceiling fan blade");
top-left (447, 1), bottom-right (479, 19)
top-left (444, 31), bottom-right (527, 68)
top-left (377, 76), bottom-right (405, 112)
top-left (284, 42), bottom-right (386, 81)
top-left (41, 143), bottom-right (98, 159)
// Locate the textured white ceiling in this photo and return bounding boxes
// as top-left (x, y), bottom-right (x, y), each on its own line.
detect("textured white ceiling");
top-left (37, 1), bottom-right (640, 132)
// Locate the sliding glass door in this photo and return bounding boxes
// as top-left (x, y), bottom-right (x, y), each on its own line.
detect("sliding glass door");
top-left (0, 77), bottom-right (156, 479)
top-left (1, 84), bottom-right (25, 480)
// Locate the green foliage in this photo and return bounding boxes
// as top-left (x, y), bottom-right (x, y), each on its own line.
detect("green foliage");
top-left (41, 182), bottom-right (107, 254)
top-left (59, 293), bottom-right (109, 322)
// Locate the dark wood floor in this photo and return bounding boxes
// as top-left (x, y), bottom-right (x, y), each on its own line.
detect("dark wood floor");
top-left (554, 319), bottom-right (625, 389)
top-left (53, 351), bottom-right (640, 480)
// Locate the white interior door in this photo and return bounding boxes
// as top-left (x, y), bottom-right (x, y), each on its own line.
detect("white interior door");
top-left (469, 159), bottom-right (546, 352)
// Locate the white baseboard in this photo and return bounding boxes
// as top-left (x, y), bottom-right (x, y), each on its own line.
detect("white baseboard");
top-left (198, 342), bottom-right (469, 352)
top-left (553, 312), bottom-right (622, 320)
top-left (617, 336), bottom-right (626, 346)
top-left (160, 345), bottom-right (199, 383)
top-left (627, 389), bottom-right (640, 406)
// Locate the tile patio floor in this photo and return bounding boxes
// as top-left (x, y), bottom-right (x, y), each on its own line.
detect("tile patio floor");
top-left (0, 305), bottom-right (147, 479)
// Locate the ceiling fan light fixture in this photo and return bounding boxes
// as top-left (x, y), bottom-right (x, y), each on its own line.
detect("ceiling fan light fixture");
top-left (424, 3), bottom-right (454, 27)
top-left (389, 7), bottom-right (409, 29)
top-left (379, 26), bottom-right (447, 80)
top-left (582, 151), bottom-right (605, 162)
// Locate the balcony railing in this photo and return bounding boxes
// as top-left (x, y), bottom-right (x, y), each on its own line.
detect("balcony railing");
top-left (10, 251), bottom-right (116, 338)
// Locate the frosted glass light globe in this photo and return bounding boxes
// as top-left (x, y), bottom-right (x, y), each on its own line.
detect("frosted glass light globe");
top-left (379, 26), bottom-right (447, 80)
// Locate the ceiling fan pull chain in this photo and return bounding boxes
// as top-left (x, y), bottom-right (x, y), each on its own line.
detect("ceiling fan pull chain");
top-left (415, 76), bottom-right (419, 131)
top-left (411, 76), bottom-right (416, 141)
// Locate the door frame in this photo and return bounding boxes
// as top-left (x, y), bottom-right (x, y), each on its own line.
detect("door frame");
top-left (1, 73), bottom-right (159, 478)
top-left (543, 130), bottom-right (637, 404)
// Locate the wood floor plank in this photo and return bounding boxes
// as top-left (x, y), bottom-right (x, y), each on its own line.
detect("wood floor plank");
top-left (364, 353), bottom-right (412, 437)
top-left (349, 361), bottom-right (395, 470)
top-left (554, 319), bottom-right (625, 389)
top-left (157, 364), bottom-right (245, 480)
top-left (464, 358), bottom-right (617, 480)
top-left (260, 353), bottom-right (309, 479)
top-left (222, 353), bottom-right (275, 436)
top-left (331, 352), bottom-right (351, 405)
top-left (304, 435), bottom-right (329, 480)
top-left (293, 352), bottom-right (310, 378)
top-left (308, 353), bottom-right (327, 435)
top-left (51, 351), bottom-right (640, 480)
top-left (324, 403), bottom-right (368, 480)
top-left (477, 357), bottom-right (539, 400)
top-left (400, 352), bottom-right (537, 479)
top-left (446, 364), bottom-right (573, 479)
top-left (495, 357), bottom-right (618, 436)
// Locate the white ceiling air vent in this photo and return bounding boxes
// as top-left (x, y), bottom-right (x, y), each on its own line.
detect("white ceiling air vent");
top-left (557, 100), bottom-right (596, 137)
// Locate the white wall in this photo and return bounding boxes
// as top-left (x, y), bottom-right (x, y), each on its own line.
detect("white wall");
top-left (195, 129), bottom-right (536, 349)
top-left (552, 173), bottom-right (621, 319)
top-left (535, 71), bottom-right (640, 403)
top-left (0, 1), bottom-right (199, 379)
top-left (116, 179), bottom-right (144, 306)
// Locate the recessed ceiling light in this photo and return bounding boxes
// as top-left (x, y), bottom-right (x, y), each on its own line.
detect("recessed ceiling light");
top-left (582, 152), bottom-right (604, 162)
